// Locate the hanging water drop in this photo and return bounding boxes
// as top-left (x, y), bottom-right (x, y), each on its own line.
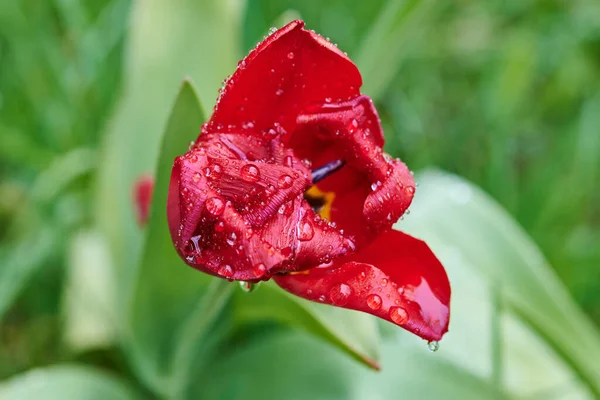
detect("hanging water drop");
top-left (427, 340), bottom-right (440, 352)
top-left (239, 281), bottom-right (259, 293)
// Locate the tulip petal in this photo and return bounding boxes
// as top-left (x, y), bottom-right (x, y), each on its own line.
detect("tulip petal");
top-left (205, 20), bottom-right (361, 137)
top-left (291, 96), bottom-right (416, 245)
top-left (274, 230), bottom-right (450, 341)
top-left (133, 175), bottom-right (154, 226)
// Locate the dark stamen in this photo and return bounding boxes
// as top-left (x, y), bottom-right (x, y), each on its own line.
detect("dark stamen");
top-left (311, 159), bottom-right (345, 184)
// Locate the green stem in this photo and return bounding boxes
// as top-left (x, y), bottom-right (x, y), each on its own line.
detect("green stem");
top-left (168, 278), bottom-right (235, 399)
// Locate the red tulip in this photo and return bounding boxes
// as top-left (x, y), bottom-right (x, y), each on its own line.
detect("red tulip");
top-left (166, 21), bottom-right (450, 341)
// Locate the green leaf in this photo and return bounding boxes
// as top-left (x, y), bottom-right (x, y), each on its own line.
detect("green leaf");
top-left (125, 80), bottom-right (213, 389)
top-left (95, 0), bottom-right (242, 315)
top-left (0, 365), bottom-right (138, 400)
top-left (398, 170), bottom-right (600, 399)
top-left (190, 331), bottom-right (499, 400)
top-left (233, 282), bottom-right (381, 370)
top-left (355, 0), bottom-right (435, 100)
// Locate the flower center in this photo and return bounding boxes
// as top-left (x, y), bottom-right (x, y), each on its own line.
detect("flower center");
top-left (305, 159), bottom-right (344, 219)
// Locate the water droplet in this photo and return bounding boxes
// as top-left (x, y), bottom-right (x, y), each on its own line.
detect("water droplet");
top-left (226, 232), bottom-right (237, 246)
top-left (239, 281), bottom-right (259, 292)
top-left (253, 263), bottom-right (266, 277)
top-left (381, 278), bottom-right (388, 286)
top-left (278, 174), bottom-right (293, 189)
top-left (358, 271), bottom-right (367, 281)
top-left (205, 197), bottom-right (225, 216)
top-left (269, 27), bottom-right (277, 35)
top-left (405, 186), bottom-right (415, 196)
top-left (275, 88), bottom-right (284, 96)
top-left (389, 306), bottom-right (408, 324)
top-left (298, 220), bottom-right (314, 241)
top-left (371, 182), bottom-right (378, 191)
top-left (427, 341), bottom-right (440, 352)
top-left (318, 295), bottom-right (326, 302)
top-left (397, 287), bottom-right (405, 296)
top-left (192, 172), bottom-right (201, 183)
top-left (214, 221), bottom-right (225, 232)
top-left (240, 164), bottom-right (260, 182)
top-left (348, 118), bottom-right (359, 133)
top-left (366, 294), bottom-right (382, 310)
top-left (211, 164), bottom-right (223, 179)
top-left (330, 283), bottom-right (352, 306)
top-left (287, 51), bottom-right (295, 60)
top-left (218, 264), bottom-right (233, 278)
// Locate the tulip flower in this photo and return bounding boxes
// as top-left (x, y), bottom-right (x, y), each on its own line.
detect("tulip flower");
top-left (167, 20), bottom-right (450, 341)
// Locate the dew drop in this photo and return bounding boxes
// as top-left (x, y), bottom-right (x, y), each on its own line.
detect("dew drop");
top-left (278, 174), bottom-right (293, 189)
top-left (330, 283), bottom-right (352, 306)
top-left (427, 341), bottom-right (440, 352)
top-left (389, 306), bottom-right (408, 324)
top-left (405, 186), bottom-right (415, 196)
top-left (366, 294), bottom-right (382, 310)
top-left (253, 263), bottom-right (266, 278)
top-left (358, 271), bottom-right (367, 281)
top-left (287, 51), bottom-right (295, 59)
top-left (226, 232), bottom-right (237, 246)
top-left (218, 264), bottom-right (234, 278)
top-left (275, 88), bottom-right (284, 96)
top-left (348, 118), bottom-right (359, 134)
top-left (239, 281), bottom-right (258, 293)
top-left (205, 197), bottom-right (225, 216)
top-left (240, 164), bottom-right (260, 182)
top-left (381, 278), bottom-right (388, 286)
top-left (298, 220), bottom-right (315, 241)
top-left (214, 221), bottom-right (225, 232)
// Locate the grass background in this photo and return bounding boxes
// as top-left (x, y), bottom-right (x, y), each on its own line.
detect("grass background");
top-left (0, 0), bottom-right (599, 390)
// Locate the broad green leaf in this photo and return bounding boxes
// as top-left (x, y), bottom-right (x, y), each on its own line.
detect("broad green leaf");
top-left (191, 331), bottom-right (500, 400)
top-left (234, 282), bottom-right (381, 369)
top-left (0, 365), bottom-right (138, 400)
top-left (125, 80), bottom-right (213, 389)
top-left (95, 0), bottom-right (242, 315)
top-left (398, 170), bottom-right (600, 398)
top-left (355, 0), bottom-right (435, 100)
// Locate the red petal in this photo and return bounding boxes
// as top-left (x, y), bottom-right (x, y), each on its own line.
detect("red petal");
top-left (205, 20), bottom-right (361, 137)
top-left (133, 175), bottom-right (154, 226)
top-left (291, 96), bottom-right (416, 245)
top-left (274, 230), bottom-right (450, 341)
top-left (167, 138), bottom-right (356, 281)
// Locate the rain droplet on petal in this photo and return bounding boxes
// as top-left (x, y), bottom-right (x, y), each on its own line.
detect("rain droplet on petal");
top-left (218, 264), bottom-right (234, 278)
top-left (287, 51), bottom-right (295, 60)
top-left (347, 118), bottom-right (359, 134)
top-left (298, 220), bottom-right (314, 241)
top-left (330, 283), bottom-right (352, 306)
top-left (389, 306), bottom-right (408, 324)
top-left (214, 221), bottom-right (225, 232)
top-left (427, 341), bottom-right (440, 352)
top-left (278, 174), bottom-right (293, 189)
top-left (240, 164), bottom-right (260, 182)
top-left (253, 263), bottom-right (266, 278)
top-left (366, 294), bottom-right (382, 310)
top-left (205, 197), bottom-right (225, 216)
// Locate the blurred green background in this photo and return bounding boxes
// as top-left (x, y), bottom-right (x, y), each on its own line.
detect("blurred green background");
top-left (1, 0), bottom-right (600, 399)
